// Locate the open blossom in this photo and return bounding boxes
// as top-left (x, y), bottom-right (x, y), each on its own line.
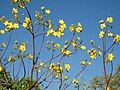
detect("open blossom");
top-left (19, 43), bottom-right (27, 52)
top-left (64, 64), bottom-right (70, 71)
top-left (12, 8), bottom-right (18, 14)
top-left (88, 48), bottom-right (97, 59)
top-left (45, 9), bottom-right (51, 14)
top-left (69, 24), bottom-right (75, 32)
top-left (99, 31), bottom-right (105, 38)
top-left (106, 53), bottom-right (115, 62)
top-left (114, 34), bottom-right (120, 42)
top-left (0, 30), bottom-right (5, 34)
top-left (99, 20), bottom-right (106, 29)
top-left (76, 22), bottom-right (82, 33)
top-left (107, 17), bottom-right (113, 23)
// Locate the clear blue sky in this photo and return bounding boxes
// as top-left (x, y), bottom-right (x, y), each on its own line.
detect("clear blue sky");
top-left (0, 0), bottom-right (120, 89)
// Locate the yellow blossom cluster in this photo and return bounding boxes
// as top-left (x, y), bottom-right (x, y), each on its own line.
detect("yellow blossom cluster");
top-left (3, 20), bottom-right (19, 31)
top-left (47, 20), bottom-right (66, 37)
top-left (11, 0), bottom-right (31, 4)
top-left (88, 48), bottom-right (97, 59)
top-left (61, 46), bottom-right (72, 57)
top-left (99, 17), bottom-right (113, 29)
top-left (69, 22), bottom-right (83, 33)
top-left (49, 63), bottom-right (63, 78)
top-left (22, 17), bottom-right (31, 30)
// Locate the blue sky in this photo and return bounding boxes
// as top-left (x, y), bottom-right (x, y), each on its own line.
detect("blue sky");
top-left (0, 0), bottom-right (120, 89)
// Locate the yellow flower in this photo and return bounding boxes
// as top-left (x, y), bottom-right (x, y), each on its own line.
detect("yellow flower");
top-left (12, 8), bottom-right (18, 14)
top-left (99, 20), bottom-right (106, 29)
top-left (4, 20), bottom-right (9, 26)
top-left (99, 31), bottom-right (105, 38)
top-left (54, 66), bottom-right (63, 74)
top-left (72, 79), bottom-right (78, 86)
top-left (28, 54), bottom-right (33, 60)
top-left (80, 61), bottom-right (86, 65)
top-left (64, 64), bottom-right (70, 71)
top-left (69, 24), bottom-right (75, 32)
top-left (8, 56), bottom-right (15, 62)
top-left (53, 31), bottom-right (64, 37)
top-left (49, 63), bottom-right (55, 71)
top-left (114, 34), bottom-right (120, 42)
top-left (63, 50), bottom-right (72, 57)
top-left (19, 43), bottom-right (26, 52)
top-left (107, 31), bottom-right (113, 37)
top-left (13, 23), bottom-right (19, 29)
top-left (80, 45), bottom-right (86, 50)
top-left (59, 20), bottom-right (65, 25)
top-left (46, 29), bottom-right (54, 36)
top-left (76, 22), bottom-right (82, 33)
top-left (24, 17), bottom-right (31, 24)
top-left (11, 0), bottom-right (18, 3)
top-left (39, 62), bottom-right (45, 68)
top-left (88, 48), bottom-right (97, 59)
top-left (107, 17), bottom-right (113, 23)
top-left (22, 22), bottom-right (28, 28)
top-left (0, 30), bottom-right (5, 34)
top-left (71, 41), bottom-right (77, 49)
top-left (106, 53), bottom-right (115, 62)
top-left (45, 9), bottom-right (51, 14)
top-left (0, 66), bottom-right (3, 72)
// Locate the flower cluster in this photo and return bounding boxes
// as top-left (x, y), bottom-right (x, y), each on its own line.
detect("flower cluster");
top-left (61, 46), bottom-right (72, 57)
top-left (22, 17), bottom-right (31, 30)
top-left (3, 20), bottom-right (19, 32)
top-left (69, 22), bottom-right (83, 33)
top-left (47, 20), bottom-right (66, 37)
top-left (99, 17), bottom-right (113, 29)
